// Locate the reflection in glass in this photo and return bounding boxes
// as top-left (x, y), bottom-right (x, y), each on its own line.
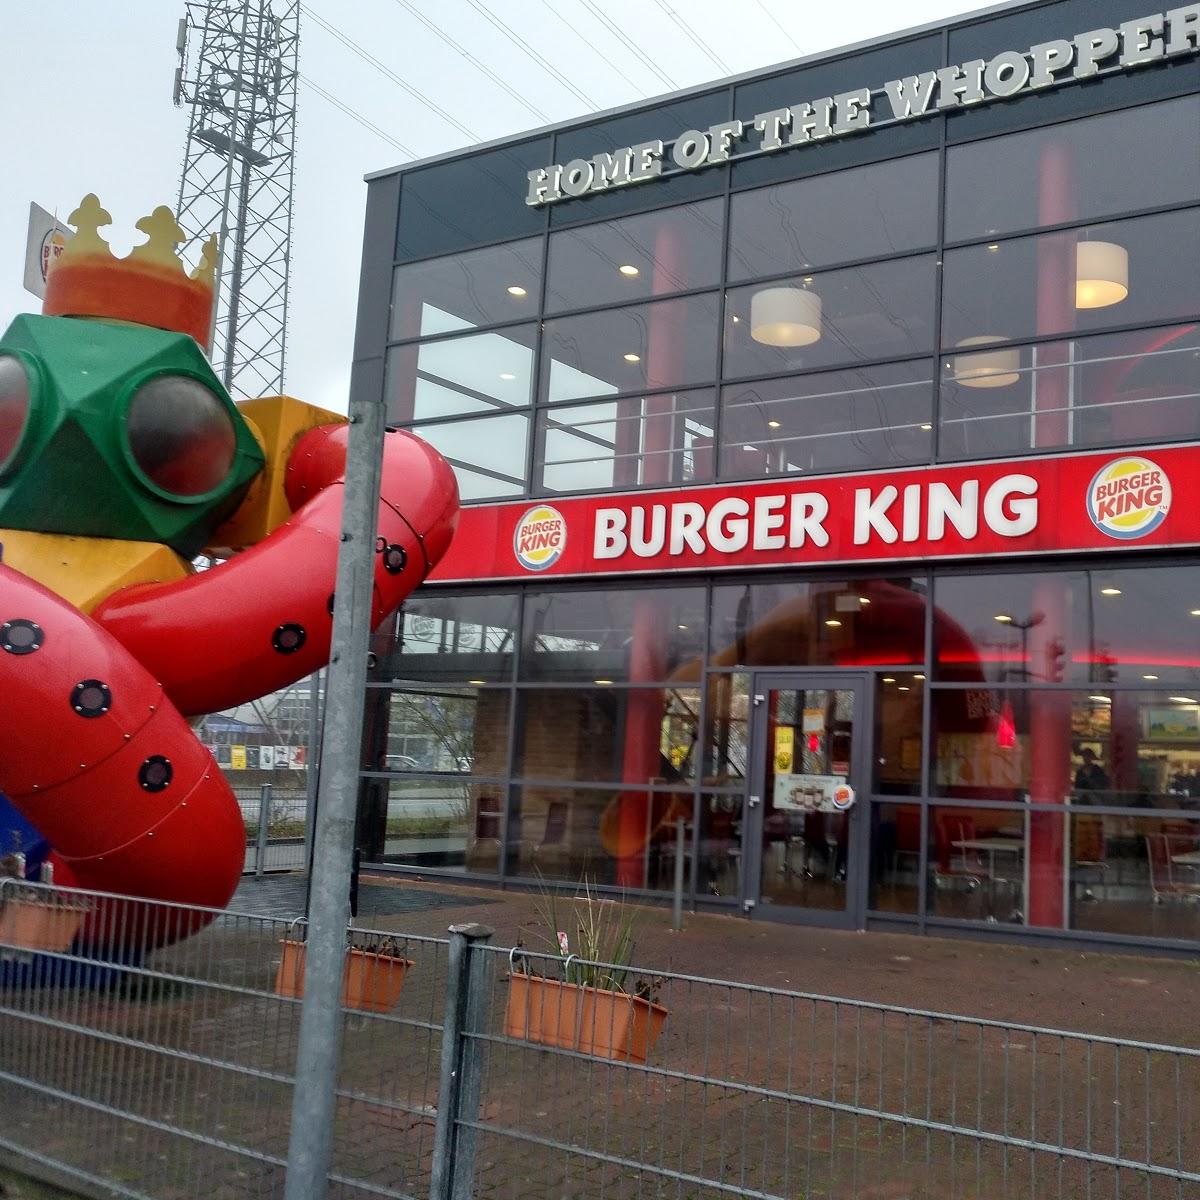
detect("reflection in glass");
top-left (521, 587), bottom-right (706, 682)
top-left (359, 778), bottom-right (501, 873)
top-left (703, 673), bottom-right (750, 785)
top-left (537, 390), bottom-right (715, 493)
top-left (385, 326), bottom-right (536, 424)
top-left (875, 675), bottom-right (925, 795)
top-left (719, 362), bottom-right (933, 478)
top-left (944, 96), bottom-right (1200, 242)
top-left (940, 325), bottom-right (1200, 460)
top-left (409, 412), bottom-right (529, 500)
top-left (724, 256), bottom-right (937, 379)
top-left (1070, 814), bottom-right (1200, 941)
top-left (928, 806), bottom-right (1026, 924)
top-left (934, 566), bottom-right (1200, 688)
top-left (514, 686), bottom-right (701, 785)
top-left (510, 786), bottom-right (690, 890)
top-left (372, 591), bottom-right (518, 683)
top-left (545, 199), bottom-right (723, 313)
top-left (698, 793), bottom-right (742, 899)
top-left (541, 294), bottom-right (720, 404)
top-left (728, 153), bottom-right (939, 279)
top-left (389, 238), bottom-right (542, 340)
top-left (941, 209), bottom-right (1200, 351)
top-left (360, 686), bottom-right (509, 777)
top-left (870, 803), bottom-right (921, 914)
top-left (710, 579), bottom-right (926, 669)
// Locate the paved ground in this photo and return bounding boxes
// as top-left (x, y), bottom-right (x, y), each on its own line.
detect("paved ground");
top-left (3, 872), bottom-right (1199, 1200)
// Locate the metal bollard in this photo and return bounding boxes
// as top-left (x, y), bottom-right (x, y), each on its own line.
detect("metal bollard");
top-left (672, 817), bottom-right (686, 932)
top-left (255, 783), bottom-right (272, 877)
top-left (430, 923), bottom-right (495, 1200)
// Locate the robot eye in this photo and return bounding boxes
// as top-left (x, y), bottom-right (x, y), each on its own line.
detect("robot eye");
top-left (124, 374), bottom-right (237, 498)
top-left (0, 354), bottom-right (32, 477)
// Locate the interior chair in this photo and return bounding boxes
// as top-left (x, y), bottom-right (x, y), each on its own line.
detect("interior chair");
top-left (1072, 815), bottom-right (1108, 902)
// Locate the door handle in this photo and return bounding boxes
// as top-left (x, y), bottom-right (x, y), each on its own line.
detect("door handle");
top-left (748, 794), bottom-right (761, 808)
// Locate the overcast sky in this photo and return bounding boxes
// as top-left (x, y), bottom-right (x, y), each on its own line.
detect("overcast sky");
top-left (2, 0), bottom-right (978, 414)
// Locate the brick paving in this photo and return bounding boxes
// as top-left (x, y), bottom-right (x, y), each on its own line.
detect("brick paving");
top-left (1, 873), bottom-right (1198, 1200)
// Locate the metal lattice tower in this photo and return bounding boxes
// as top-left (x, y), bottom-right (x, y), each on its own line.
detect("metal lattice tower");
top-left (174, 0), bottom-right (299, 398)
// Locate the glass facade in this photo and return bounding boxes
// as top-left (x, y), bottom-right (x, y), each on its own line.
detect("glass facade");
top-left (359, 0), bottom-right (1200, 949)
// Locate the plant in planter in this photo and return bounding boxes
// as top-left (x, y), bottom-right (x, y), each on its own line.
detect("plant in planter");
top-left (0, 878), bottom-right (90, 954)
top-left (505, 879), bottom-right (668, 1064)
top-left (275, 924), bottom-right (413, 1013)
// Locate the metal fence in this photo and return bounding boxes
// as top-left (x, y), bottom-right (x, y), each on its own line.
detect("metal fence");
top-left (2, 880), bottom-right (1199, 1200)
top-left (237, 784), bottom-right (310, 876)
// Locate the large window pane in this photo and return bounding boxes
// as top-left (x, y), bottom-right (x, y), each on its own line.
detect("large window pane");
top-left (515, 686), bottom-right (700, 784)
top-left (941, 209), bottom-right (1200, 351)
top-left (723, 256), bottom-right (937, 379)
top-left (710, 579), bottom-right (926, 669)
top-left (540, 294), bottom-right (720, 404)
top-left (719, 362), bottom-right (933, 479)
top-left (386, 325), bottom-right (536, 423)
top-left (360, 687), bottom-right (510, 777)
top-left (1069, 813), bottom-right (1200, 942)
top-left (927, 805), bottom-right (1027, 924)
top-left (876, 674), bottom-right (925, 796)
top-left (932, 688), bottom-right (1200, 809)
top-left (703, 673), bottom-right (749, 786)
top-left (521, 587), bottom-right (706, 682)
top-left (537, 390), bottom-right (715, 494)
top-left (395, 137), bottom-right (548, 260)
top-left (411, 413), bottom-right (529, 500)
top-left (945, 97), bottom-right (1200, 243)
top-left (389, 239), bottom-right (542, 340)
top-left (870, 803), bottom-right (921, 914)
top-left (728, 153), bottom-right (939, 280)
top-left (934, 566), bottom-right (1200, 688)
top-left (361, 777), bottom-right (501, 873)
top-left (545, 200), bottom-right (723, 313)
top-left (939, 324), bottom-right (1200, 461)
top-left (371, 591), bottom-right (518, 684)
top-left (509, 785), bottom-right (690, 890)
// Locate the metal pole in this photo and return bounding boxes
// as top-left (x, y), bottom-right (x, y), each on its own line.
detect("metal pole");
top-left (303, 668), bottom-right (322, 876)
top-left (429, 923), bottom-right (494, 1200)
top-left (255, 782), bottom-right (271, 877)
top-left (672, 817), bottom-right (686, 932)
top-left (283, 388), bottom-right (386, 1199)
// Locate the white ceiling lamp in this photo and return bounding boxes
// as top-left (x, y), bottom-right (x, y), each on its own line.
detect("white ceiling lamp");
top-left (750, 286), bottom-right (822, 347)
top-left (952, 335), bottom-right (1020, 389)
top-left (1076, 240), bottom-right (1129, 309)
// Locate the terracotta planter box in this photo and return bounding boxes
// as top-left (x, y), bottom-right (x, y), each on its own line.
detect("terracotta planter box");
top-left (274, 940), bottom-right (412, 1013)
top-left (505, 974), bottom-right (667, 1064)
top-left (0, 899), bottom-right (84, 953)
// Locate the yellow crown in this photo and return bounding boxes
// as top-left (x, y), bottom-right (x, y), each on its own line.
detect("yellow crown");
top-left (43, 194), bottom-right (218, 349)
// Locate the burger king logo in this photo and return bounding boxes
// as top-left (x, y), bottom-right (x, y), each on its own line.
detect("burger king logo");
top-left (1086, 456), bottom-right (1171, 540)
top-left (831, 783), bottom-right (856, 811)
top-left (514, 505), bottom-right (567, 571)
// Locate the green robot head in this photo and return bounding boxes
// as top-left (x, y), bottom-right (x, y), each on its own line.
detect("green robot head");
top-left (0, 314), bottom-right (264, 557)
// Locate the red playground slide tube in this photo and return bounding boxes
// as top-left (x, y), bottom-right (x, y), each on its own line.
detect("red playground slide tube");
top-left (0, 427), bottom-right (458, 944)
top-left (94, 426), bottom-right (459, 716)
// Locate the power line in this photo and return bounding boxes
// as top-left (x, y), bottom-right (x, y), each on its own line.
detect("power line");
top-left (299, 73), bottom-right (415, 156)
top-left (303, 5), bottom-right (479, 141)
top-left (652, 0), bottom-right (732, 75)
top-left (538, 0), bottom-right (647, 95)
top-left (755, 0), bottom-right (803, 54)
top-left (577, 0), bottom-right (680, 92)
top-left (389, 0), bottom-right (551, 124)
top-left (462, 0), bottom-right (600, 110)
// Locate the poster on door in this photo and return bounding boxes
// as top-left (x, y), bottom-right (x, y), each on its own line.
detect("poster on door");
top-left (773, 727), bottom-right (794, 773)
top-left (773, 773), bottom-right (856, 812)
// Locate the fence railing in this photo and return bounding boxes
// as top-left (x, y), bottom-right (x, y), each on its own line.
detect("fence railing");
top-left (237, 784), bottom-right (310, 875)
top-left (2, 879), bottom-right (1199, 1199)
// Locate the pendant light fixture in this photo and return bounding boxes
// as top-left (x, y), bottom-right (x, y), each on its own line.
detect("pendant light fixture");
top-left (750, 285), bottom-right (822, 347)
top-left (1076, 239), bottom-right (1129, 309)
top-left (952, 335), bottom-right (1020, 389)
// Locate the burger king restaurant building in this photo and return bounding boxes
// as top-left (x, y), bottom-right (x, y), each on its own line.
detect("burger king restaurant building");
top-left (351, 0), bottom-right (1200, 951)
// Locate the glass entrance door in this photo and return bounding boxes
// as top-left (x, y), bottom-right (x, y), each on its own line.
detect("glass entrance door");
top-left (745, 673), bottom-right (870, 926)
